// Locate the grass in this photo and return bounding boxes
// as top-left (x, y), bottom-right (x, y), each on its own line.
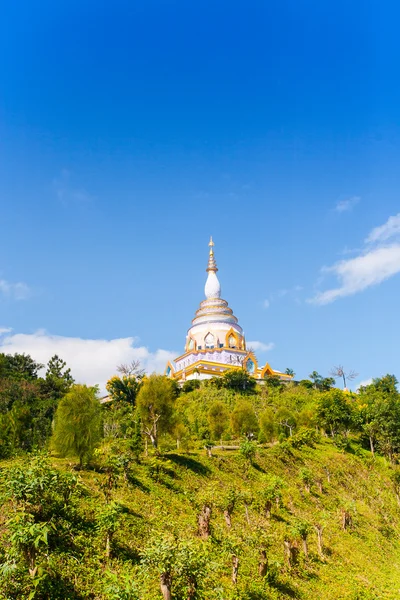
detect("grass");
top-left (1, 437), bottom-right (400, 599)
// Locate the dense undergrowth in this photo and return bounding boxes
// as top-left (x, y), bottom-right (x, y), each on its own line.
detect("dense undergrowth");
top-left (1, 353), bottom-right (400, 598)
top-left (1, 437), bottom-right (400, 599)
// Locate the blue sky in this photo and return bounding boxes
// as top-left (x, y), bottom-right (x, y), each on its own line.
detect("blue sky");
top-left (1, 0), bottom-right (400, 389)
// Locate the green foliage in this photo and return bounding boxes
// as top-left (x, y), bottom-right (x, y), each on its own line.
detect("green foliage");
top-left (182, 379), bottom-right (201, 393)
top-left (231, 400), bottom-right (259, 439)
top-left (222, 369), bottom-right (257, 393)
top-left (106, 374), bottom-right (141, 405)
top-left (208, 400), bottom-right (229, 440)
top-left (136, 375), bottom-right (177, 448)
top-left (316, 389), bottom-right (354, 436)
top-left (239, 439), bottom-right (257, 464)
top-left (51, 384), bottom-right (102, 467)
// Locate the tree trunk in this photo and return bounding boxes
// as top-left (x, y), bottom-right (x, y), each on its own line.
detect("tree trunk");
top-left (341, 510), bottom-right (352, 530)
top-left (206, 446), bottom-right (212, 458)
top-left (315, 525), bottom-right (324, 559)
top-left (176, 438), bottom-right (180, 450)
top-left (302, 537), bottom-right (308, 557)
top-left (198, 504), bottom-right (212, 538)
top-left (223, 509), bottom-right (232, 528)
top-left (105, 534), bottom-right (111, 558)
top-left (232, 555), bottom-right (239, 585)
top-left (265, 499), bottom-right (272, 518)
top-left (160, 572), bottom-right (172, 600)
top-left (324, 467), bottom-right (331, 483)
top-left (317, 480), bottom-right (323, 494)
top-left (259, 549), bottom-right (268, 577)
top-left (369, 436), bottom-right (375, 456)
top-left (284, 540), bottom-right (298, 569)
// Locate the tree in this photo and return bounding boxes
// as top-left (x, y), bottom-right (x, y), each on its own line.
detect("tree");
top-left (182, 379), bottom-right (201, 393)
top-left (330, 365), bottom-right (358, 389)
top-left (259, 408), bottom-right (275, 442)
top-left (316, 389), bottom-right (354, 437)
top-left (285, 368), bottom-right (295, 377)
top-left (40, 354), bottom-right (74, 401)
top-left (106, 374), bottom-right (141, 406)
top-left (276, 407), bottom-right (297, 437)
top-left (51, 384), bottom-right (102, 467)
top-left (239, 439), bottom-right (257, 465)
top-left (358, 375), bottom-right (400, 461)
top-left (136, 375), bottom-right (176, 448)
top-left (231, 401), bottom-right (259, 439)
top-left (309, 371), bottom-right (335, 391)
top-left (0, 353), bottom-right (43, 380)
top-left (208, 400), bottom-right (229, 441)
top-left (222, 369), bottom-right (257, 393)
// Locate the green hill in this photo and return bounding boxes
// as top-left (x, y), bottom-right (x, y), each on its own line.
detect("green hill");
top-left (1, 437), bottom-right (400, 599)
top-left (1, 354), bottom-right (400, 599)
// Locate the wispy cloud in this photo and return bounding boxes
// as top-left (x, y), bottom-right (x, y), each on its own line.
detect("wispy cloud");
top-left (0, 329), bottom-right (177, 394)
top-left (0, 327), bottom-right (12, 334)
top-left (247, 340), bottom-right (275, 352)
top-left (310, 212), bottom-right (400, 304)
top-left (0, 279), bottom-right (30, 300)
top-left (366, 212), bottom-right (400, 244)
top-left (335, 196), bottom-right (360, 213)
top-left (53, 169), bottom-right (94, 206)
top-left (262, 299), bottom-right (270, 309)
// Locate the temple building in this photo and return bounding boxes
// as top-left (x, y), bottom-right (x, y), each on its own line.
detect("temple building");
top-left (165, 238), bottom-right (292, 384)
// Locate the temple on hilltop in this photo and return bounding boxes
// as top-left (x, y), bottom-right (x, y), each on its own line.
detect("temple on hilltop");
top-left (165, 238), bottom-right (292, 384)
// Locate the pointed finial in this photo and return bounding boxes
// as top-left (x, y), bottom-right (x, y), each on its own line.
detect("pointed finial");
top-left (206, 236), bottom-right (218, 272)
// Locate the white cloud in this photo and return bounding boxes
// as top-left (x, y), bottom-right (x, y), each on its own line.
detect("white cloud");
top-left (366, 212), bottom-right (400, 244)
top-left (0, 280), bottom-right (30, 300)
top-left (310, 244), bottom-right (400, 305)
top-left (0, 327), bottom-right (12, 334)
top-left (262, 299), bottom-right (270, 309)
top-left (247, 341), bottom-right (275, 352)
top-left (310, 212), bottom-right (400, 304)
top-left (0, 330), bottom-right (176, 394)
top-left (335, 196), bottom-right (360, 213)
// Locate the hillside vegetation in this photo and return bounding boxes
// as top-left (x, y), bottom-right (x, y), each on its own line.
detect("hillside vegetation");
top-left (1, 353), bottom-right (400, 599)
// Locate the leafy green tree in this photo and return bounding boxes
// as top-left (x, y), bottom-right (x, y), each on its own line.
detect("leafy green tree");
top-left (257, 475), bottom-right (284, 518)
top-left (106, 374), bottom-right (141, 406)
top-left (310, 371), bottom-right (335, 391)
top-left (316, 389), bottom-right (354, 437)
top-left (264, 374), bottom-right (282, 389)
top-left (276, 407), bottom-right (297, 437)
top-left (259, 408), bottom-right (275, 442)
top-left (136, 375), bottom-right (176, 448)
top-left (239, 439), bottom-right (257, 465)
top-left (182, 379), bottom-right (201, 393)
top-left (231, 400), bottom-right (259, 439)
top-left (40, 354), bottom-right (74, 398)
top-left (51, 384), bottom-right (102, 467)
top-left (222, 369), bottom-right (257, 393)
top-left (208, 400), bottom-right (229, 441)
top-left (285, 368), bottom-right (295, 377)
top-left (142, 535), bottom-right (208, 600)
top-left (0, 353), bottom-right (43, 380)
top-left (97, 502), bottom-right (123, 559)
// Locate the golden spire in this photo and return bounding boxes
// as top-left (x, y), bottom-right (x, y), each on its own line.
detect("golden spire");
top-left (206, 236), bottom-right (218, 272)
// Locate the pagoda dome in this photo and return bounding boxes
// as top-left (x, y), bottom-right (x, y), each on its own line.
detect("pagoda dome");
top-left (185, 238), bottom-right (245, 352)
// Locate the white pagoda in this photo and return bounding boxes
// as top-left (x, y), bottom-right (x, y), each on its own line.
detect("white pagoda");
top-left (165, 238), bottom-right (291, 384)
